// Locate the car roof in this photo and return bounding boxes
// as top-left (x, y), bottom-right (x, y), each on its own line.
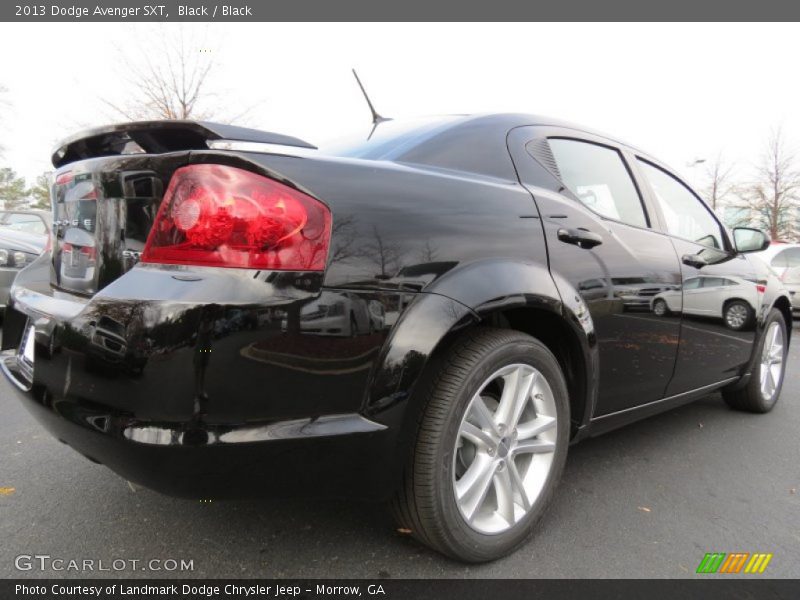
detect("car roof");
top-left (323, 113), bottom-right (654, 181)
top-left (754, 242), bottom-right (800, 258)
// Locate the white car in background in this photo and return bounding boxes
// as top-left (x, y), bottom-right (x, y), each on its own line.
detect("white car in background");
top-left (751, 242), bottom-right (800, 278)
top-left (781, 266), bottom-right (800, 316)
top-left (651, 275), bottom-right (760, 330)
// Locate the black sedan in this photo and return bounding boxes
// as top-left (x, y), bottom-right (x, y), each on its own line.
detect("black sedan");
top-left (0, 115), bottom-right (791, 562)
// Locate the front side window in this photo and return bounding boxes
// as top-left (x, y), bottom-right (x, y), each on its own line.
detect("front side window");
top-left (637, 159), bottom-right (725, 249)
top-left (548, 138), bottom-right (648, 228)
top-left (700, 277), bottom-right (726, 288)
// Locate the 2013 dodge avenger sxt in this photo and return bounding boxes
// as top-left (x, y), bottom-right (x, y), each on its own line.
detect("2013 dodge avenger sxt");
top-left (1, 115), bottom-right (791, 561)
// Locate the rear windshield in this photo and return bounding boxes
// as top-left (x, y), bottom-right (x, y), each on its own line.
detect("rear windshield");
top-left (320, 116), bottom-right (462, 160)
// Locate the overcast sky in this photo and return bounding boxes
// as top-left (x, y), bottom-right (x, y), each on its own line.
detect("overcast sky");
top-left (1, 22), bottom-right (798, 192)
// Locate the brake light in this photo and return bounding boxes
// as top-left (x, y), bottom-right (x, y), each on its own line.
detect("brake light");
top-left (756, 284), bottom-right (766, 294)
top-left (55, 171), bottom-right (73, 185)
top-left (141, 164), bottom-right (331, 270)
top-left (62, 242), bottom-right (96, 260)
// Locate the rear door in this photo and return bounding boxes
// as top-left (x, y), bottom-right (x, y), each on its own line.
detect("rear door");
top-left (509, 127), bottom-right (683, 417)
top-left (632, 157), bottom-right (759, 394)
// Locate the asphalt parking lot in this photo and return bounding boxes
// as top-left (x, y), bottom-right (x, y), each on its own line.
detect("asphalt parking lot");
top-left (0, 322), bottom-right (798, 579)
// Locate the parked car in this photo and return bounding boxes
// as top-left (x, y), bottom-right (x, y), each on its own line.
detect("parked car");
top-left (0, 228), bottom-right (47, 308)
top-left (284, 290), bottom-right (374, 336)
top-left (0, 117), bottom-right (791, 563)
top-left (751, 242), bottom-right (800, 278)
top-left (781, 266), bottom-right (800, 316)
top-left (651, 275), bottom-right (760, 330)
top-left (0, 209), bottom-right (52, 237)
top-left (613, 278), bottom-right (673, 310)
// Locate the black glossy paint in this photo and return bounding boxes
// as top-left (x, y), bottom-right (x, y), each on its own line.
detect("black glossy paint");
top-left (1, 114), bottom-right (792, 499)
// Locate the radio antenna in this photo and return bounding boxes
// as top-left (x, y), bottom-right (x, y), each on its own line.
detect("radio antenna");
top-left (352, 69), bottom-right (391, 127)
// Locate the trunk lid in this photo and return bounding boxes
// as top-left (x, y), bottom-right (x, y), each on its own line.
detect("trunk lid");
top-left (49, 121), bottom-right (316, 296)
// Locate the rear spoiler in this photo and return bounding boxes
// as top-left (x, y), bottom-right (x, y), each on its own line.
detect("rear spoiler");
top-left (51, 120), bottom-right (317, 168)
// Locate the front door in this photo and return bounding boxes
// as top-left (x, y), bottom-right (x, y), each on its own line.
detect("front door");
top-left (633, 157), bottom-right (759, 394)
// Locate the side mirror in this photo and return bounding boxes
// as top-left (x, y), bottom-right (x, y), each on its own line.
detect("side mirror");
top-left (733, 227), bottom-right (770, 253)
top-left (682, 253), bottom-right (708, 269)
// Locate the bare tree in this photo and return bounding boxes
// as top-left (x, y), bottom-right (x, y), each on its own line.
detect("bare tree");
top-left (417, 239), bottom-right (439, 263)
top-left (363, 226), bottom-right (403, 279)
top-left (702, 153), bottom-right (737, 211)
top-left (739, 127), bottom-right (800, 241)
top-left (103, 28), bottom-right (222, 121)
top-left (328, 215), bottom-right (360, 265)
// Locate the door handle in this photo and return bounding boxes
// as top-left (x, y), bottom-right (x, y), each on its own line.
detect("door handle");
top-left (681, 253), bottom-right (708, 269)
top-left (557, 227), bottom-right (603, 249)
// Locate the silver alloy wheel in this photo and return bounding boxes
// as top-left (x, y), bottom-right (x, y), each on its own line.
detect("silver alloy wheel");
top-left (725, 303), bottom-right (749, 329)
top-left (453, 363), bottom-right (557, 535)
top-left (653, 300), bottom-right (666, 316)
top-left (759, 321), bottom-right (784, 401)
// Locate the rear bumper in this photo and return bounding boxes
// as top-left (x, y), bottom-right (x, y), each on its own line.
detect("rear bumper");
top-left (0, 262), bottom-right (412, 499)
top-left (1, 366), bottom-right (387, 498)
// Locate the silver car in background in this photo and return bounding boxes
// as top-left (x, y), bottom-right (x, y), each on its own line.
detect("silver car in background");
top-left (0, 210), bottom-right (51, 237)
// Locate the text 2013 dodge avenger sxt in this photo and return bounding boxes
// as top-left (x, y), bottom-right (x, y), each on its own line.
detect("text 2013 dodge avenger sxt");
top-left (1, 115), bottom-right (791, 561)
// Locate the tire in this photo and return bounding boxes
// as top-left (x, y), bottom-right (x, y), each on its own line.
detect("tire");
top-left (391, 328), bottom-right (570, 562)
top-left (652, 299), bottom-right (669, 317)
top-left (724, 300), bottom-right (753, 331)
top-left (722, 308), bottom-right (788, 413)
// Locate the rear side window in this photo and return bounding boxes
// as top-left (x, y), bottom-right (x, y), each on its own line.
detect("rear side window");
top-left (548, 138), bottom-right (648, 228)
top-left (701, 277), bottom-right (726, 288)
top-left (637, 159), bottom-right (725, 249)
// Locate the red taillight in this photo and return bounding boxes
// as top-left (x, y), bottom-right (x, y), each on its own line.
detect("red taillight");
top-left (55, 171), bottom-right (73, 185)
top-left (62, 242), bottom-right (96, 260)
top-left (756, 284), bottom-right (767, 294)
top-left (141, 164), bottom-right (331, 271)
